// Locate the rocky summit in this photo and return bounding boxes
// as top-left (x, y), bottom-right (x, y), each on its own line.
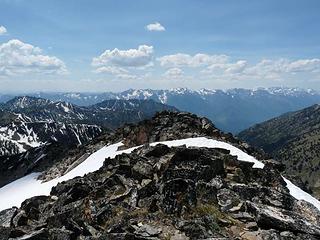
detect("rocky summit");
top-left (0, 111), bottom-right (320, 240)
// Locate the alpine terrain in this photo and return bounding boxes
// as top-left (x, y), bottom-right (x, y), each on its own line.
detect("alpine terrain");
top-left (0, 96), bottom-right (176, 188)
top-left (0, 111), bottom-right (319, 239)
top-left (0, 96), bottom-right (176, 156)
top-left (238, 104), bottom-right (320, 199)
top-left (2, 1), bottom-right (320, 239)
top-left (3, 87), bottom-right (320, 133)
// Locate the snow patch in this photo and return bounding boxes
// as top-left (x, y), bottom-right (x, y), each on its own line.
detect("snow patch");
top-left (0, 137), bottom-right (319, 213)
top-left (149, 137), bottom-right (264, 168)
top-left (283, 178), bottom-right (320, 210)
top-left (0, 123), bottom-right (43, 154)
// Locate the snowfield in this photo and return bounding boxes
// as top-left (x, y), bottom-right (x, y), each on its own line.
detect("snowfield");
top-left (0, 137), bottom-right (319, 212)
top-left (0, 122), bottom-right (43, 154)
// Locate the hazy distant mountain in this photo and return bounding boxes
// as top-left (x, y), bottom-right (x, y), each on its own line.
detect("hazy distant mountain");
top-left (3, 87), bottom-right (320, 133)
top-left (238, 104), bottom-right (320, 198)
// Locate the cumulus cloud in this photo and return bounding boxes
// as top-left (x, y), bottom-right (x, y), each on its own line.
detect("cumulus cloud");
top-left (225, 60), bottom-right (248, 74)
top-left (93, 66), bottom-right (128, 74)
top-left (92, 45), bottom-right (154, 69)
top-left (92, 45), bottom-right (154, 79)
top-left (0, 39), bottom-right (67, 76)
top-left (93, 66), bottom-right (140, 80)
top-left (0, 26), bottom-right (7, 35)
top-left (116, 73), bottom-right (138, 80)
top-left (204, 60), bottom-right (248, 74)
top-left (145, 22), bottom-right (165, 32)
top-left (243, 58), bottom-right (320, 80)
top-left (158, 53), bottom-right (229, 67)
top-left (159, 51), bottom-right (320, 83)
top-left (164, 68), bottom-right (184, 79)
top-left (283, 59), bottom-right (320, 73)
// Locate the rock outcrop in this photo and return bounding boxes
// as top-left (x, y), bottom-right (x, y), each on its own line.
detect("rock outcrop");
top-left (0, 111), bottom-right (319, 239)
top-left (113, 111), bottom-right (265, 159)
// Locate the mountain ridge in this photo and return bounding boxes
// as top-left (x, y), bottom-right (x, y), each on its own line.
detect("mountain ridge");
top-left (2, 87), bottom-right (320, 133)
top-left (0, 97), bottom-right (177, 188)
top-left (0, 96), bottom-right (177, 156)
top-left (1, 96), bottom-right (178, 127)
top-left (238, 104), bottom-right (320, 199)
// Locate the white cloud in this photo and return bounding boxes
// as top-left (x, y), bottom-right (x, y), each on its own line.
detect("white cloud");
top-left (164, 68), bottom-right (184, 79)
top-left (116, 73), bottom-right (138, 80)
top-left (285, 59), bottom-right (320, 73)
top-left (160, 51), bottom-right (320, 84)
top-left (0, 39), bottom-right (67, 76)
top-left (92, 45), bottom-right (154, 69)
top-left (0, 26), bottom-right (7, 35)
top-left (146, 22), bottom-right (165, 32)
top-left (205, 60), bottom-right (247, 74)
top-left (225, 60), bottom-right (248, 74)
top-left (92, 45), bottom-right (154, 79)
top-left (158, 53), bottom-right (229, 67)
top-left (93, 66), bottom-right (128, 74)
top-left (243, 58), bottom-right (320, 80)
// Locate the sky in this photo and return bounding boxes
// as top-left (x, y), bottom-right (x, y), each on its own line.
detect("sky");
top-left (0, 0), bottom-right (320, 92)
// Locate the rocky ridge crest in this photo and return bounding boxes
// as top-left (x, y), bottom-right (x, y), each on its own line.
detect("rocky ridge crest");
top-left (0, 111), bottom-right (319, 240)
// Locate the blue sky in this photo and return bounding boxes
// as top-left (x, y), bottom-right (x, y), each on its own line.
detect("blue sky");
top-left (0, 0), bottom-right (320, 92)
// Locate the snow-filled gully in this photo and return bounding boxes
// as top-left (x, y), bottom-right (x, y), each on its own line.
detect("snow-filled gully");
top-left (0, 137), bottom-right (319, 212)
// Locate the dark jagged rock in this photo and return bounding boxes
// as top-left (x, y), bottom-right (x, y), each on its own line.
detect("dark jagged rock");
top-left (113, 111), bottom-right (267, 160)
top-left (0, 111), bottom-right (319, 239)
top-left (36, 111), bottom-right (267, 183)
top-left (0, 208), bottom-right (17, 228)
top-left (1, 145), bottom-right (319, 239)
top-left (0, 98), bottom-right (177, 188)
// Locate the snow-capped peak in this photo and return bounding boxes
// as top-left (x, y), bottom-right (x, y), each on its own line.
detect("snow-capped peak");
top-left (197, 88), bottom-right (217, 95)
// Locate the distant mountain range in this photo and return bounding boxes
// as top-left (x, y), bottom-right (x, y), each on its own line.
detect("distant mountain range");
top-left (238, 104), bottom-right (320, 198)
top-left (1, 96), bottom-right (176, 128)
top-left (2, 87), bottom-right (320, 133)
top-left (0, 96), bottom-right (176, 156)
